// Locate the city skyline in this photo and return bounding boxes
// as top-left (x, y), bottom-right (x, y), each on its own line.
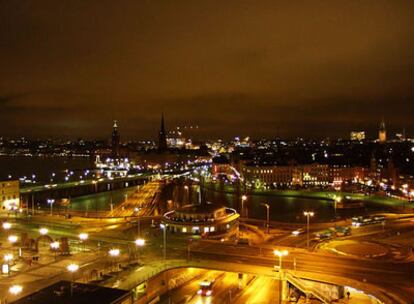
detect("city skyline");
top-left (1, 1), bottom-right (414, 139)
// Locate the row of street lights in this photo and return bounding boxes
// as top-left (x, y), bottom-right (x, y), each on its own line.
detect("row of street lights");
top-left (241, 195), bottom-right (315, 247)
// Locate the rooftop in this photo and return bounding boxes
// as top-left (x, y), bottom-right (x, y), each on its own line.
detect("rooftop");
top-left (176, 203), bottom-right (225, 214)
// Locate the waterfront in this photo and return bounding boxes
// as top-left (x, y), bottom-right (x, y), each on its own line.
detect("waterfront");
top-left (0, 155), bottom-right (94, 182)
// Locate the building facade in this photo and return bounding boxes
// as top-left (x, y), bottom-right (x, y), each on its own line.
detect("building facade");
top-left (0, 180), bottom-right (20, 210)
top-left (241, 163), bottom-right (368, 188)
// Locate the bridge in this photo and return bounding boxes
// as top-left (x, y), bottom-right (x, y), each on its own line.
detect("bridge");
top-left (19, 174), bottom-right (153, 208)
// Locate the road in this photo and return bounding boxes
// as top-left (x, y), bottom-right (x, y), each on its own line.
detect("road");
top-left (109, 181), bottom-right (162, 217)
top-left (161, 270), bottom-right (277, 304)
top-left (190, 241), bottom-right (414, 303)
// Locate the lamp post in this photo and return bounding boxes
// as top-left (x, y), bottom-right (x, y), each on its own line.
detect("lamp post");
top-left (160, 223), bottom-right (168, 259)
top-left (67, 263), bottom-right (79, 297)
top-left (135, 238), bottom-right (145, 263)
top-left (8, 235), bottom-right (19, 258)
top-left (7, 284), bottom-right (23, 302)
top-left (79, 233), bottom-right (88, 252)
top-left (184, 185), bottom-right (189, 204)
top-left (134, 207), bottom-right (141, 237)
top-left (109, 248), bottom-right (120, 271)
top-left (47, 199), bottom-right (55, 216)
top-left (4, 254), bottom-right (13, 276)
top-left (50, 241), bottom-right (60, 261)
top-left (2, 222), bottom-right (12, 231)
top-left (39, 227), bottom-right (49, 235)
top-left (304, 211), bottom-right (314, 251)
top-left (274, 249), bottom-right (289, 303)
top-left (241, 195), bottom-right (247, 218)
top-left (8, 235), bottom-right (18, 245)
top-left (261, 203), bottom-right (270, 234)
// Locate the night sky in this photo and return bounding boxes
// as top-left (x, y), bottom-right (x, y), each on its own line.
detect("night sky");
top-left (1, 1), bottom-right (414, 140)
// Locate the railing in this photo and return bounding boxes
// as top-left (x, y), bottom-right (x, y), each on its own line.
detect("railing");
top-left (285, 271), bottom-right (336, 304)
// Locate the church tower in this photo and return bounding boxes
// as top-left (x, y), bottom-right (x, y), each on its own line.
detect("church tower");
top-left (111, 120), bottom-right (120, 158)
top-left (379, 119), bottom-right (387, 143)
top-left (158, 113), bottom-right (168, 152)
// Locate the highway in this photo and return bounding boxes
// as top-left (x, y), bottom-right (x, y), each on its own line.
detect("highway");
top-left (161, 270), bottom-right (277, 304)
top-left (190, 241), bottom-right (414, 303)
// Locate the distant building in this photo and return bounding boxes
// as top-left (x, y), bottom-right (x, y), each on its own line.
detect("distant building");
top-left (329, 165), bottom-right (368, 186)
top-left (292, 164), bottom-right (330, 187)
top-left (241, 164), bottom-right (293, 187)
top-left (212, 155), bottom-right (233, 178)
top-left (379, 119), bottom-right (387, 143)
top-left (241, 163), bottom-right (331, 187)
top-left (12, 280), bottom-right (132, 304)
top-left (0, 180), bottom-right (20, 210)
top-left (241, 162), bottom-right (368, 188)
top-left (350, 131), bottom-right (365, 141)
top-left (163, 203), bottom-right (239, 239)
top-left (111, 120), bottom-right (120, 158)
top-left (158, 113), bottom-right (168, 152)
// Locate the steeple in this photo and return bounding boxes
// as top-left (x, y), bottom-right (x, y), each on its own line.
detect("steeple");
top-left (379, 118), bottom-right (387, 143)
top-left (158, 113), bottom-right (168, 152)
top-left (111, 120), bottom-right (120, 158)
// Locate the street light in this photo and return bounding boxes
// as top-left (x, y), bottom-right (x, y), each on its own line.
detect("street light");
top-left (8, 235), bottom-right (18, 244)
top-left (47, 199), bottom-right (55, 216)
top-left (184, 185), bottom-right (189, 203)
top-left (50, 241), bottom-right (60, 261)
top-left (109, 248), bottom-right (120, 271)
top-left (4, 254), bottom-right (13, 276)
top-left (241, 195), bottom-right (247, 217)
top-left (304, 211), bottom-right (314, 251)
top-left (79, 233), bottom-right (88, 252)
top-left (67, 263), bottom-right (79, 297)
top-left (39, 228), bottom-right (49, 235)
top-left (9, 284), bottom-right (23, 295)
top-left (134, 207), bottom-right (141, 236)
top-left (2, 222), bottom-right (12, 230)
top-left (274, 248), bottom-right (289, 302)
top-left (135, 238), bottom-right (145, 264)
top-left (273, 249), bottom-right (289, 272)
top-left (160, 223), bottom-right (168, 259)
top-left (261, 203), bottom-right (270, 234)
top-left (135, 238), bottom-right (145, 247)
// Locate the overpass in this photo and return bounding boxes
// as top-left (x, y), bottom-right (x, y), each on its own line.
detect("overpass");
top-left (100, 258), bottom-right (389, 304)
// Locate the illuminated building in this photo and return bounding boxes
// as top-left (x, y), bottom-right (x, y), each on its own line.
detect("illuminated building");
top-left (292, 164), bottom-right (330, 187)
top-left (329, 165), bottom-right (368, 187)
top-left (242, 164), bottom-right (293, 187)
top-left (162, 204), bottom-right (239, 239)
top-left (379, 119), bottom-right (387, 143)
top-left (0, 180), bottom-right (20, 210)
top-left (350, 131), bottom-right (365, 141)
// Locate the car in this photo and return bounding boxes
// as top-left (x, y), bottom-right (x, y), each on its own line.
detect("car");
top-left (292, 228), bottom-right (305, 236)
top-left (197, 280), bottom-right (214, 296)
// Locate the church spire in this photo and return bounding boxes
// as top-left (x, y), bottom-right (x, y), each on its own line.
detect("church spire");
top-left (379, 118), bottom-right (387, 143)
top-left (111, 120), bottom-right (120, 158)
top-left (158, 113), bottom-right (168, 152)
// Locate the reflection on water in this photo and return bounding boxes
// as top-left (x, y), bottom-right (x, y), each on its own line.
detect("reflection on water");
top-left (0, 155), bottom-right (93, 182)
top-left (202, 188), bottom-right (384, 223)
